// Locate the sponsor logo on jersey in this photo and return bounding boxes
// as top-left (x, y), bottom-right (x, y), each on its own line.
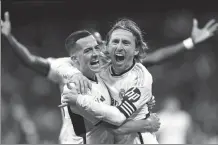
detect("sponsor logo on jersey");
top-left (95, 95), bottom-right (106, 103)
top-left (123, 87), bottom-right (141, 102)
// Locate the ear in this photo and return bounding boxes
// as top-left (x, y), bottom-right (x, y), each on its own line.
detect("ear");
top-left (71, 55), bottom-right (78, 63)
top-left (134, 47), bottom-right (139, 55)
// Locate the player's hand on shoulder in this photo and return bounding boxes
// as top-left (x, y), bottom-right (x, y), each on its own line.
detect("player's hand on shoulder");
top-left (69, 73), bottom-right (92, 95)
top-left (146, 113), bottom-right (160, 133)
top-left (1, 12), bottom-right (11, 37)
top-left (59, 83), bottom-right (79, 107)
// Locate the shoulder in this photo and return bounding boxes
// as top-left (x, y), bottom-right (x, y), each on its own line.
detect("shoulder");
top-left (132, 63), bottom-right (153, 87)
top-left (47, 57), bottom-right (72, 66)
top-left (99, 63), bottom-right (111, 78)
top-left (47, 57), bottom-right (80, 83)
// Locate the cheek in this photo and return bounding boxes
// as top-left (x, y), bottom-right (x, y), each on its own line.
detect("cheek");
top-left (80, 55), bottom-right (89, 64)
top-left (126, 46), bottom-right (135, 55)
top-left (106, 44), bottom-right (114, 54)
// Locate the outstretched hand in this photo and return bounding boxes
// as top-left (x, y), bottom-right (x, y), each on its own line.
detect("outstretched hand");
top-left (191, 18), bottom-right (218, 44)
top-left (1, 11), bottom-right (11, 37)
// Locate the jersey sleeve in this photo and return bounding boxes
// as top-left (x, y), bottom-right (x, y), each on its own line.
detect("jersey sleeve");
top-left (62, 84), bottom-right (101, 125)
top-left (46, 57), bottom-right (81, 84)
top-left (76, 95), bottom-right (126, 126)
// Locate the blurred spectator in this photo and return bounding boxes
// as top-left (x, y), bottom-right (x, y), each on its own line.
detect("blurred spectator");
top-left (157, 96), bottom-right (192, 144)
top-left (1, 94), bottom-right (40, 144)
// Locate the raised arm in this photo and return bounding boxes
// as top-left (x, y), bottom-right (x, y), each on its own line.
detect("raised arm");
top-left (143, 19), bottom-right (218, 67)
top-left (1, 12), bottom-right (50, 76)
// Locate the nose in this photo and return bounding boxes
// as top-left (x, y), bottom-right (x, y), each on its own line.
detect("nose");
top-left (116, 42), bottom-right (124, 51)
top-left (92, 47), bottom-right (98, 57)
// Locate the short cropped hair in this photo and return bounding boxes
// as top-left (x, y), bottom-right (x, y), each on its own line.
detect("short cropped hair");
top-left (106, 18), bottom-right (148, 62)
top-left (65, 30), bottom-right (92, 56)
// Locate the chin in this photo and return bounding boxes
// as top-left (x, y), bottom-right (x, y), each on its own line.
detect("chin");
top-left (89, 66), bottom-right (101, 73)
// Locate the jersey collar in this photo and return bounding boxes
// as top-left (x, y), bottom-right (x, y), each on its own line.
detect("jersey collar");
top-left (110, 60), bottom-right (136, 76)
top-left (87, 75), bottom-right (98, 83)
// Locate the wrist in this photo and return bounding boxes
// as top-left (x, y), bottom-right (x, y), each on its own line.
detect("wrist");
top-left (183, 38), bottom-right (195, 50)
top-left (76, 94), bottom-right (85, 106)
top-left (6, 33), bottom-right (13, 39)
top-left (144, 118), bottom-right (152, 132)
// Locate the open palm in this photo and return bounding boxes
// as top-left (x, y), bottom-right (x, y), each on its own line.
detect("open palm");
top-left (1, 12), bottom-right (11, 37)
top-left (192, 19), bottom-right (218, 44)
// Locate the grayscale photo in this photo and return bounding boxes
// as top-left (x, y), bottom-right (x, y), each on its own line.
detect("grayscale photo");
top-left (1, 0), bottom-right (218, 144)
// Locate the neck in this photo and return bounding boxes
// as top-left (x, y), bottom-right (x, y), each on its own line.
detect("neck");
top-left (83, 70), bottom-right (96, 81)
top-left (111, 60), bottom-right (135, 76)
top-left (75, 64), bottom-right (96, 81)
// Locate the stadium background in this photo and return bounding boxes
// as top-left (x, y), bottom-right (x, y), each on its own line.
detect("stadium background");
top-left (1, 0), bottom-right (218, 143)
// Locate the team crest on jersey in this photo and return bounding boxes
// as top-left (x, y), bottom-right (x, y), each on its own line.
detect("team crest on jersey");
top-left (119, 88), bottom-right (125, 100)
top-left (123, 87), bottom-right (141, 102)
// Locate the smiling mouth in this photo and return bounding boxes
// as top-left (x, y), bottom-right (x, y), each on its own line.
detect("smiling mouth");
top-left (115, 54), bottom-right (125, 62)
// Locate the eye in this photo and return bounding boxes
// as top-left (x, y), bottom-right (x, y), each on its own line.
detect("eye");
top-left (123, 40), bottom-right (130, 45)
top-left (95, 45), bottom-right (101, 50)
top-left (112, 39), bottom-right (119, 44)
top-left (84, 47), bottom-right (92, 53)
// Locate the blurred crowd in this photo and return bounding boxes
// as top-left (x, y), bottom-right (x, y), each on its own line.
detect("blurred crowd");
top-left (1, 1), bottom-right (218, 144)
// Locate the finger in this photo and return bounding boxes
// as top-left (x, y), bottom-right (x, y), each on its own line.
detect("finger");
top-left (73, 80), bottom-right (81, 94)
top-left (208, 23), bottom-right (218, 33)
top-left (4, 11), bottom-right (10, 22)
top-left (83, 80), bottom-right (88, 94)
top-left (193, 18), bottom-right (198, 28)
top-left (62, 94), bottom-right (69, 100)
top-left (154, 114), bottom-right (158, 118)
top-left (87, 80), bottom-right (92, 90)
top-left (79, 78), bottom-right (85, 94)
top-left (204, 19), bottom-right (216, 29)
top-left (61, 98), bottom-right (68, 103)
top-left (67, 82), bottom-right (75, 90)
top-left (58, 103), bottom-right (68, 108)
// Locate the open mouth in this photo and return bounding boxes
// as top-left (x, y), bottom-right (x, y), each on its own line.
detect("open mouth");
top-left (90, 60), bottom-right (99, 65)
top-left (115, 54), bottom-right (125, 62)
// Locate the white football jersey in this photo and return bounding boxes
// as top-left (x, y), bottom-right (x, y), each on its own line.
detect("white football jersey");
top-left (47, 57), bottom-right (114, 144)
top-left (99, 62), bottom-right (157, 144)
top-left (63, 74), bottom-right (114, 144)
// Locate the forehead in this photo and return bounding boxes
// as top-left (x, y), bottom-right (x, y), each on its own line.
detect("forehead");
top-left (110, 29), bottom-right (135, 40)
top-left (76, 35), bottom-right (98, 49)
